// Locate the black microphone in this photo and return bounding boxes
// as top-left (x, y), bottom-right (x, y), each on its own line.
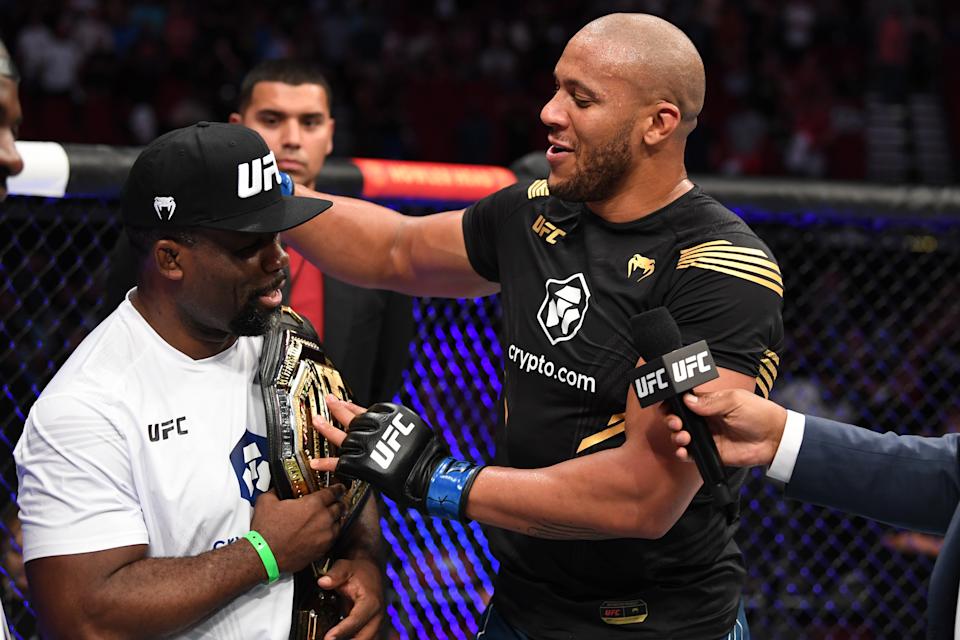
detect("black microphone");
top-left (629, 308), bottom-right (736, 522)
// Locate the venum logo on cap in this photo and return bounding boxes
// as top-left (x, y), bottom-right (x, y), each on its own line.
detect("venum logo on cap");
top-left (537, 272), bottom-right (591, 345)
top-left (238, 151), bottom-right (282, 199)
top-left (153, 196), bottom-right (176, 221)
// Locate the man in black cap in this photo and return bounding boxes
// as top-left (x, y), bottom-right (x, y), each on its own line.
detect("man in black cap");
top-left (14, 122), bottom-right (385, 639)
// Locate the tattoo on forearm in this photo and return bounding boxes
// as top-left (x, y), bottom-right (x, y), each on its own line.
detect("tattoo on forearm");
top-left (525, 522), bottom-right (611, 540)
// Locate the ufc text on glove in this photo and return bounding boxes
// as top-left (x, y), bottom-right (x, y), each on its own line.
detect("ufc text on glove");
top-left (335, 403), bottom-right (484, 521)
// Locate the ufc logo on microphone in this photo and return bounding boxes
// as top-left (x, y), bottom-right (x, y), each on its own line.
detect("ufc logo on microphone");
top-left (237, 151), bottom-right (281, 198)
top-left (370, 413), bottom-right (416, 469)
top-left (670, 351), bottom-right (712, 382)
top-left (634, 368), bottom-right (668, 400)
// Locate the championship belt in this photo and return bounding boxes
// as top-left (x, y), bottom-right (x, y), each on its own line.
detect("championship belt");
top-left (259, 306), bottom-right (371, 640)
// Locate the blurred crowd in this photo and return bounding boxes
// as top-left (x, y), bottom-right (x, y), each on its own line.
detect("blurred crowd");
top-left (2, 0), bottom-right (959, 180)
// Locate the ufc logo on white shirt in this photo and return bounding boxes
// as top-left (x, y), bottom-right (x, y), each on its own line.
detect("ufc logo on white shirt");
top-left (237, 151), bottom-right (281, 198)
top-left (371, 413), bottom-right (416, 469)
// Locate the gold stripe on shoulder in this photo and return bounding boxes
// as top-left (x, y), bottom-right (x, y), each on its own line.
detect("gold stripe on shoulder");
top-left (677, 256), bottom-right (784, 288)
top-left (576, 414), bottom-right (624, 454)
top-left (527, 179), bottom-right (550, 199)
top-left (680, 241), bottom-right (770, 260)
top-left (677, 250), bottom-right (781, 275)
top-left (680, 240), bottom-right (734, 255)
top-left (676, 261), bottom-right (784, 296)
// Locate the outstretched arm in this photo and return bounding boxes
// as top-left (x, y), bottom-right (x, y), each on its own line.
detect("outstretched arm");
top-left (284, 187), bottom-right (498, 298)
top-left (315, 366), bottom-right (755, 540)
top-left (456, 367), bottom-right (754, 539)
top-left (666, 389), bottom-right (960, 534)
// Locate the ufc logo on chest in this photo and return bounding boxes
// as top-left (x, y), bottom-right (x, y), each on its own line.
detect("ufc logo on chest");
top-left (237, 151), bottom-right (281, 198)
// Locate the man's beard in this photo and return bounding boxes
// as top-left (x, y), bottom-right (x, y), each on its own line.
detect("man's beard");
top-left (548, 123), bottom-right (634, 203)
top-left (229, 300), bottom-right (280, 336)
top-left (229, 271), bottom-right (287, 336)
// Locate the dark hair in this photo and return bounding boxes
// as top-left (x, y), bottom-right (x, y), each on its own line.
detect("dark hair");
top-left (125, 226), bottom-right (199, 284)
top-left (236, 59), bottom-right (333, 113)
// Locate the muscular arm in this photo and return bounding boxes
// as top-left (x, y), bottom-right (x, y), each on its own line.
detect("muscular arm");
top-left (466, 367), bottom-right (755, 540)
top-left (27, 542), bottom-right (269, 640)
top-left (284, 188), bottom-right (498, 298)
top-left (320, 368), bottom-right (756, 540)
top-left (24, 488), bottom-right (345, 640)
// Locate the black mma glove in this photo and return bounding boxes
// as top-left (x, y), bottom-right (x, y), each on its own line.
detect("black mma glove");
top-left (336, 403), bottom-right (483, 520)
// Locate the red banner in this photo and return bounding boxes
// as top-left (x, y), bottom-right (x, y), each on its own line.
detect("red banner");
top-left (353, 157), bottom-right (517, 202)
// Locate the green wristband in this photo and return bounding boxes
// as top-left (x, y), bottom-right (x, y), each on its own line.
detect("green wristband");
top-left (244, 530), bottom-right (280, 584)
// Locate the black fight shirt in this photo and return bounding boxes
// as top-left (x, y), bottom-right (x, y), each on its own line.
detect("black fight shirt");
top-left (462, 181), bottom-right (784, 639)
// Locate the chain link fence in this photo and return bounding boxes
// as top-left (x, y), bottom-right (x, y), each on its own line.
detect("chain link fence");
top-left (2, 194), bottom-right (958, 639)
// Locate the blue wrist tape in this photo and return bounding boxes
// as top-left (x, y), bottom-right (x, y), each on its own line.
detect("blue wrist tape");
top-left (425, 457), bottom-right (482, 520)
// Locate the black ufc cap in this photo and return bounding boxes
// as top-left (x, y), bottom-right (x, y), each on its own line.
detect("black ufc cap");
top-left (121, 121), bottom-right (331, 232)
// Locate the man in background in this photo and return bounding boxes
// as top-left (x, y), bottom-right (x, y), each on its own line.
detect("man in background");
top-left (229, 60), bottom-right (413, 407)
top-left (107, 60), bottom-right (413, 407)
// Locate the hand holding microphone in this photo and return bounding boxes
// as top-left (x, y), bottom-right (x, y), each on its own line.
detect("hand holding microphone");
top-left (629, 308), bottom-right (736, 521)
top-left (667, 389), bottom-right (789, 469)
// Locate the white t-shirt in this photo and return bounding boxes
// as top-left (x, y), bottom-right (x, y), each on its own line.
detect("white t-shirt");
top-left (1, 599), bottom-right (11, 640)
top-left (15, 294), bottom-right (293, 639)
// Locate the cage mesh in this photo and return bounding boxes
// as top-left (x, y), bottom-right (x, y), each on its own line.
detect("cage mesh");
top-left (2, 195), bottom-right (957, 640)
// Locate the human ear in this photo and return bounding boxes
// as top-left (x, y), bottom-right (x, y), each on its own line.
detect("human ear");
top-left (154, 239), bottom-right (185, 281)
top-left (642, 101), bottom-right (681, 146)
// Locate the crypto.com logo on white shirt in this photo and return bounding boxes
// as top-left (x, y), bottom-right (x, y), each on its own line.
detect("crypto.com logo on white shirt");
top-left (537, 272), bottom-right (591, 345)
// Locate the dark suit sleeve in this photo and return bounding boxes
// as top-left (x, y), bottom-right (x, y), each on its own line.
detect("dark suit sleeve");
top-left (786, 415), bottom-right (960, 534)
top-left (368, 290), bottom-right (414, 404)
top-left (323, 277), bottom-right (413, 407)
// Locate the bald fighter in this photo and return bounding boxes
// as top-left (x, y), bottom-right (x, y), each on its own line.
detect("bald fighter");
top-left (293, 14), bottom-right (781, 639)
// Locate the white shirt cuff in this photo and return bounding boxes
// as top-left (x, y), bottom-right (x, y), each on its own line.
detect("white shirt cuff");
top-left (766, 410), bottom-right (805, 483)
